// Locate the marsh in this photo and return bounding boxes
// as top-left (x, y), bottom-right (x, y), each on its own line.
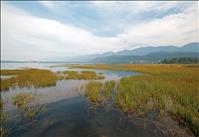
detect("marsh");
top-left (1, 62), bottom-right (198, 137)
top-left (1, 1), bottom-right (198, 137)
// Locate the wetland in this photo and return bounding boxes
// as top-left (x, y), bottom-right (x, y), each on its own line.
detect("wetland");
top-left (1, 63), bottom-right (198, 137)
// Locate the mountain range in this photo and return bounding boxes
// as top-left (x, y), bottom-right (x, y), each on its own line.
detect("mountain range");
top-left (72, 42), bottom-right (199, 63)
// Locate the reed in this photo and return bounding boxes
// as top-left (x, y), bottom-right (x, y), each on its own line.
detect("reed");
top-left (84, 80), bottom-right (116, 103)
top-left (114, 65), bottom-right (199, 136)
top-left (0, 101), bottom-right (5, 137)
top-left (11, 92), bottom-right (45, 120)
top-left (74, 64), bottom-right (199, 136)
top-left (101, 80), bottom-right (115, 99)
top-left (84, 81), bottom-right (102, 103)
top-left (0, 69), bottom-right (58, 91)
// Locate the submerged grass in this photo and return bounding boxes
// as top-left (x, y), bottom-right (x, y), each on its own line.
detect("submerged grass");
top-left (84, 80), bottom-right (116, 103)
top-left (11, 92), bottom-right (45, 120)
top-left (74, 64), bottom-right (199, 136)
top-left (101, 80), bottom-right (115, 99)
top-left (84, 81), bottom-right (102, 103)
top-left (0, 69), bottom-right (58, 91)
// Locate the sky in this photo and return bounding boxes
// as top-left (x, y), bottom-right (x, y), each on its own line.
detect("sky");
top-left (1, 1), bottom-right (199, 61)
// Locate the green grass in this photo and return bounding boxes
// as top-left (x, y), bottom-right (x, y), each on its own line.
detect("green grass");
top-left (11, 92), bottom-right (45, 120)
top-left (75, 64), bottom-right (199, 136)
top-left (0, 101), bottom-right (5, 137)
top-left (0, 69), bottom-right (105, 91)
top-left (1, 69), bottom-right (58, 91)
top-left (102, 80), bottom-right (115, 99)
top-left (84, 81), bottom-right (102, 103)
top-left (115, 74), bottom-right (199, 136)
top-left (84, 80), bottom-right (116, 103)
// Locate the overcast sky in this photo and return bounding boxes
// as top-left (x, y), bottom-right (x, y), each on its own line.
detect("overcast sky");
top-left (1, 1), bottom-right (199, 61)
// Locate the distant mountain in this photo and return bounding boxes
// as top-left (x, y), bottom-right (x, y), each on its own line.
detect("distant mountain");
top-left (115, 46), bottom-right (178, 56)
top-left (176, 42), bottom-right (199, 52)
top-left (89, 42), bottom-right (199, 63)
top-left (98, 42), bottom-right (199, 57)
top-left (92, 52), bottom-right (199, 64)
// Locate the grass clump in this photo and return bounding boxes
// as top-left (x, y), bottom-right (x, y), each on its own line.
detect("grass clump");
top-left (0, 69), bottom-right (58, 91)
top-left (101, 80), bottom-right (115, 99)
top-left (84, 80), bottom-right (116, 103)
top-left (84, 82), bottom-right (102, 103)
top-left (11, 92), bottom-right (45, 120)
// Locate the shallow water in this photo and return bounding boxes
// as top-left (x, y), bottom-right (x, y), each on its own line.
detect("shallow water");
top-left (7, 96), bottom-right (167, 137)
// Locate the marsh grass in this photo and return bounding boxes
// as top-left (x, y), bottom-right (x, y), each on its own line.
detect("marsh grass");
top-left (101, 80), bottom-right (115, 99)
top-left (74, 64), bottom-right (199, 136)
top-left (0, 69), bottom-right (58, 91)
top-left (0, 69), bottom-right (104, 92)
top-left (11, 92), bottom-right (46, 120)
top-left (59, 70), bottom-right (104, 80)
top-left (0, 101), bottom-right (5, 137)
top-left (84, 80), bottom-right (116, 103)
top-left (84, 81), bottom-right (102, 103)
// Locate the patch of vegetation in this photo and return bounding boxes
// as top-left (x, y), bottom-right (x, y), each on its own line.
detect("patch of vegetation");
top-left (59, 70), bottom-right (104, 80)
top-left (0, 101), bottom-right (5, 137)
top-left (101, 80), bottom-right (115, 99)
top-left (84, 80), bottom-right (116, 103)
top-left (77, 64), bottom-right (199, 136)
top-left (0, 69), bottom-right (58, 91)
top-left (84, 82), bottom-right (102, 103)
top-left (0, 69), bottom-right (104, 92)
top-left (11, 92), bottom-right (45, 120)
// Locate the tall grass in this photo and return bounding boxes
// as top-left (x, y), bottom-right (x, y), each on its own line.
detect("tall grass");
top-left (84, 80), bottom-right (116, 103)
top-left (0, 101), bottom-right (5, 137)
top-left (0, 69), bottom-right (58, 91)
top-left (11, 92), bottom-right (45, 120)
top-left (114, 65), bottom-right (199, 136)
top-left (74, 64), bottom-right (199, 136)
top-left (0, 69), bottom-right (104, 92)
top-left (101, 80), bottom-right (115, 99)
top-left (84, 82), bottom-right (102, 103)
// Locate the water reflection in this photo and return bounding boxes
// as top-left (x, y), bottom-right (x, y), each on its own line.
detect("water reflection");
top-left (8, 97), bottom-right (166, 137)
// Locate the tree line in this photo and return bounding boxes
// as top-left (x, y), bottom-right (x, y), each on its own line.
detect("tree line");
top-left (161, 57), bottom-right (199, 64)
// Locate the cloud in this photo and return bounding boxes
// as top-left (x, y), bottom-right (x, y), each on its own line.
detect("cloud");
top-left (1, 3), bottom-right (124, 61)
top-left (1, 2), bottom-right (198, 61)
top-left (118, 3), bottom-right (199, 47)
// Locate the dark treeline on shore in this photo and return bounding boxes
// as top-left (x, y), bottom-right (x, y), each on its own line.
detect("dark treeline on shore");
top-left (161, 57), bottom-right (199, 64)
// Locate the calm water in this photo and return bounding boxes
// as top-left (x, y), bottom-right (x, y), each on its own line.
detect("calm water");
top-left (1, 63), bottom-right (190, 137)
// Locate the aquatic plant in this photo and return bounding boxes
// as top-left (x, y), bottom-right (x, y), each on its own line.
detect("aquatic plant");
top-left (0, 69), bottom-right (58, 91)
top-left (84, 81), bottom-right (102, 103)
top-left (101, 80), bottom-right (115, 99)
top-left (114, 66), bottom-right (199, 136)
top-left (72, 64), bottom-right (199, 136)
top-left (0, 101), bottom-right (6, 137)
top-left (11, 92), bottom-right (45, 120)
top-left (84, 80), bottom-right (116, 103)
